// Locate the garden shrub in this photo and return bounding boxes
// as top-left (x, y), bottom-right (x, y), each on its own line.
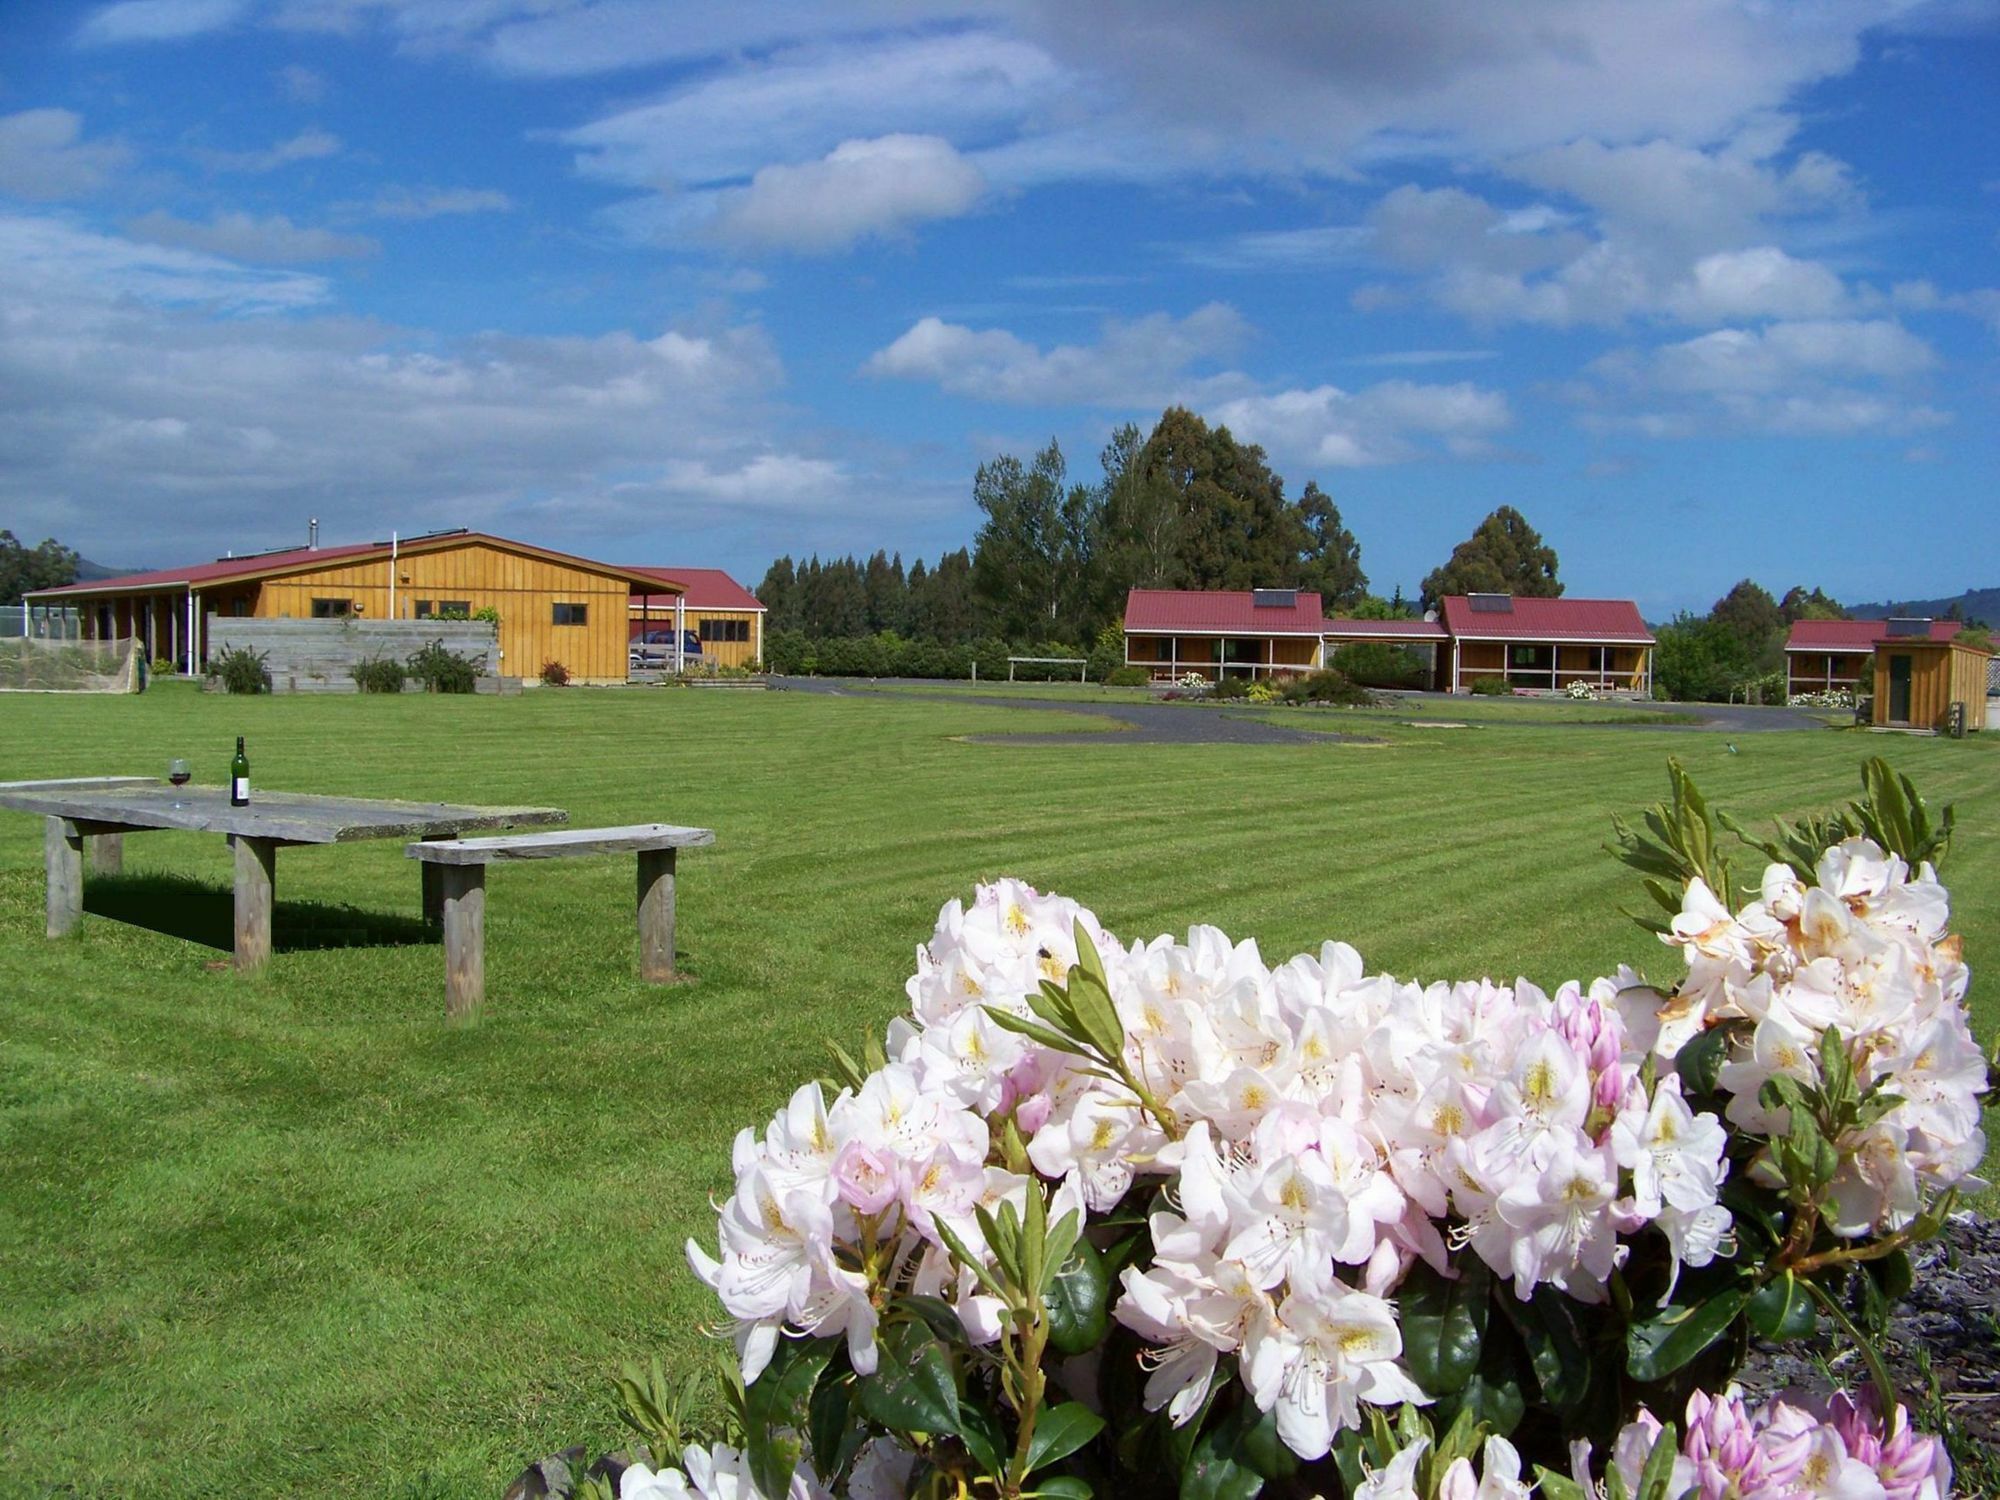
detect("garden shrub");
top-left (209, 644), bottom-right (271, 695)
top-left (1330, 640), bottom-right (1429, 688)
top-left (539, 659), bottom-right (571, 687)
top-left (350, 655), bottom-right (406, 693)
top-left (621, 757), bottom-right (1979, 1500)
top-left (1208, 674), bottom-right (1251, 700)
top-left (405, 638), bottom-right (482, 694)
top-left (1102, 665), bottom-right (1150, 687)
top-left (1469, 673), bottom-right (1509, 695)
top-left (1280, 666), bottom-right (1371, 706)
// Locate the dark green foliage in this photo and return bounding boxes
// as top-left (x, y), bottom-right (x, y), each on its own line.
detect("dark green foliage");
top-left (1469, 674), bottom-right (1509, 696)
top-left (1102, 665), bottom-right (1149, 686)
top-left (350, 656), bottom-right (406, 694)
top-left (1208, 674), bottom-right (1251, 699)
top-left (0, 530), bottom-right (80, 604)
top-left (1279, 668), bottom-right (1371, 706)
top-left (1780, 585), bottom-right (1847, 623)
top-left (405, 639), bottom-right (481, 693)
top-left (1651, 611), bottom-right (1755, 703)
top-left (209, 644), bottom-right (271, 694)
top-left (1330, 641), bottom-right (1428, 688)
top-left (1419, 506), bottom-right (1561, 611)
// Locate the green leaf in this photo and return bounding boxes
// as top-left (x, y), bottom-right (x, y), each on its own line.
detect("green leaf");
top-left (1027, 1402), bottom-right (1107, 1473)
top-left (808, 1371), bottom-right (868, 1486)
top-left (1627, 1282), bottom-right (1750, 1382)
top-left (745, 1339), bottom-right (833, 1500)
top-left (1676, 1024), bottom-right (1733, 1097)
top-left (1040, 1209), bottom-right (1083, 1297)
top-left (1635, 1420), bottom-right (1682, 1500)
top-left (1746, 1271), bottom-right (1817, 1342)
top-left (934, 1215), bottom-right (1008, 1301)
top-left (1181, 1401), bottom-right (1292, 1500)
top-left (1868, 1246), bottom-right (1915, 1303)
top-left (986, 1005), bottom-right (1092, 1058)
top-left (855, 1320), bottom-right (961, 1438)
top-left (1533, 1469), bottom-right (1591, 1500)
top-left (824, 1040), bottom-right (867, 1093)
top-left (1045, 1235), bottom-right (1111, 1357)
top-left (1063, 968), bottom-right (1126, 1065)
top-left (1031, 1478), bottom-right (1094, 1499)
top-left (1430, 1326), bottom-right (1527, 1439)
top-left (1398, 1257), bottom-right (1489, 1396)
top-left (1817, 1026), bottom-right (1854, 1112)
top-left (956, 1399), bottom-right (1008, 1477)
top-left (1499, 1287), bottom-right (1593, 1414)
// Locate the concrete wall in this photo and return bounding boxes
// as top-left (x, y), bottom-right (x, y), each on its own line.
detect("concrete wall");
top-left (208, 617), bottom-right (501, 694)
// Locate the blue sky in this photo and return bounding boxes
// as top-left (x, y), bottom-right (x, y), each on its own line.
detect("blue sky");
top-left (1, 1), bottom-right (1996, 616)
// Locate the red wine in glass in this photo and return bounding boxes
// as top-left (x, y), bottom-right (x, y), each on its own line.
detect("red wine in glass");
top-left (168, 757), bottom-right (191, 808)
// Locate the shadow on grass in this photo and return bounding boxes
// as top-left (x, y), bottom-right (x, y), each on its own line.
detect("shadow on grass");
top-left (83, 872), bottom-right (436, 953)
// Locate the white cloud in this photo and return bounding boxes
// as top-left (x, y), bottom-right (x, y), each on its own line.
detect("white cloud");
top-left (562, 31), bottom-right (1057, 191)
top-left (701, 135), bottom-right (984, 253)
top-left (1663, 247), bottom-right (1851, 322)
top-left (0, 209), bottom-right (801, 560)
top-left (363, 185), bottom-right (515, 219)
top-left (197, 126), bottom-right (342, 173)
top-left (0, 212), bottom-right (330, 312)
top-left (79, 0), bottom-right (247, 44)
top-left (126, 210), bottom-right (379, 263)
top-left (0, 110), bottom-right (127, 200)
top-left (1580, 318), bottom-right (1947, 435)
top-left (864, 303), bottom-right (1250, 406)
top-left (611, 453), bottom-right (849, 512)
top-left (275, 64), bottom-right (328, 102)
top-left (1211, 381), bottom-right (1512, 467)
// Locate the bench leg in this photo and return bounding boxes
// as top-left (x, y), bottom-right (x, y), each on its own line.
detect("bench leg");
top-left (88, 832), bottom-right (124, 876)
top-left (46, 817), bottom-right (82, 937)
top-left (636, 847), bottom-right (677, 982)
top-left (421, 839), bottom-right (449, 926)
top-left (442, 864), bottom-right (486, 1020)
top-left (233, 836), bottom-right (277, 972)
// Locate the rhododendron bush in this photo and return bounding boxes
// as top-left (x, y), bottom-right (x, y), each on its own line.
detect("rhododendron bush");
top-left (652, 758), bottom-right (1985, 1500)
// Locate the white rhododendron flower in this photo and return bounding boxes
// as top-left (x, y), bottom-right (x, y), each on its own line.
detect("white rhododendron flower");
top-left (619, 1443), bottom-right (828, 1500)
top-left (688, 835), bottom-right (1983, 1471)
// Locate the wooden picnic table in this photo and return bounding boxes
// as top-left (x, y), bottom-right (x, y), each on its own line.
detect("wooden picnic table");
top-left (0, 777), bottom-right (567, 972)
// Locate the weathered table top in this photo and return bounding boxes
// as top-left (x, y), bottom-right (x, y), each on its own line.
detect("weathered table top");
top-left (0, 780), bottom-right (569, 846)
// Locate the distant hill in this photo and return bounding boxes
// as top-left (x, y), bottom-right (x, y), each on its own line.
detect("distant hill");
top-left (1848, 586), bottom-right (2000, 626)
top-left (74, 556), bottom-right (135, 582)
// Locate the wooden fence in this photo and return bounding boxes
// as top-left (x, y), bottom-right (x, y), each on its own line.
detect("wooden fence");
top-left (206, 618), bottom-right (505, 694)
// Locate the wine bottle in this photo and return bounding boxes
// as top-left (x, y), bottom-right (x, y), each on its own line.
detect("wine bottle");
top-left (230, 736), bottom-right (250, 807)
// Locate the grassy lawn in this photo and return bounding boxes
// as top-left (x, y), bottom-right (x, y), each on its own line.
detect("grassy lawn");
top-left (1, 682), bottom-right (1994, 1496)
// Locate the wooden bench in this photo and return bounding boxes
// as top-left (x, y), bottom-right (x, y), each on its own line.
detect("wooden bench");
top-left (405, 823), bottom-right (714, 1018)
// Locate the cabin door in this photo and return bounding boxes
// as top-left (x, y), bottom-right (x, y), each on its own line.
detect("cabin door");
top-left (1886, 653), bottom-right (1913, 723)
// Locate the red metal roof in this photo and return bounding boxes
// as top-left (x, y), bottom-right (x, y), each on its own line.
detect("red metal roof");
top-left (1322, 617), bottom-right (1449, 641)
top-left (1786, 619), bottom-right (1964, 651)
top-left (1125, 588), bottom-right (1326, 635)
top-left (628, 567), bottom-right (764, 612)
top-left (28, 532), bottom-right (684, 599)
top-left (1439, 595), bottom-right (1654, 644)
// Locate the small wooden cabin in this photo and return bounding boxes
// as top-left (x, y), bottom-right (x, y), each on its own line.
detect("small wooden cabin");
top-left (1437, 595), bottom-right (1654, 695)
top-left (1785, 618), bottom-right (1964, 703)
top-left (27, 529), bottom-right (683, 686)
top-left (1124, 589), bottom-right (1327, 681)
top-left (629, 567), bottom-right (767, 669)
top-left (1871, 620), bottom-right (1990, 732)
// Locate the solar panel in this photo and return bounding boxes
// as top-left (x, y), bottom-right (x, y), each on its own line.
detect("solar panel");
top-left (1251, 589), bottom-right (1296, 609)
top-left (1467, 593), bottom-right (1514, 613)
top-left (1885, 617), bottom-right (1932, 637)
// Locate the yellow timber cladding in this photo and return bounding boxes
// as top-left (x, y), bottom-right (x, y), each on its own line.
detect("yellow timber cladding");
top-left (213, 540), bottom-right (639, 683)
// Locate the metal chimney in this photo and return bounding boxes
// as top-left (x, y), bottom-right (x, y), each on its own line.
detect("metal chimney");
top-left (308, 517), bottom-right (319, 550)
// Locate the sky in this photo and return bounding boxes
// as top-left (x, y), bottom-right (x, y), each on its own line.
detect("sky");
top-left (1, 1), bottom-right (1996, 617)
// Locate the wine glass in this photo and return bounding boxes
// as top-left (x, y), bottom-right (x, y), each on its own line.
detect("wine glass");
top-left (168, 757), bottom-right (191, 809)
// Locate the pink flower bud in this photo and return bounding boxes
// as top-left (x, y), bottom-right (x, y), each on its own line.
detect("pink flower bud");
top-left (832, 1138), bottom-right (898, 1216)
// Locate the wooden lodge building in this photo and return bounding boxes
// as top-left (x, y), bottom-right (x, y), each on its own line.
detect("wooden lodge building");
top-left (629, 567), bottom-right (767, 670)
top-left (27, 529), bottom-right (695, 686)
top-left (1123, 588), bottom-right (1655, 695)
top-left (1785, 618), bottom-right (1990, 732)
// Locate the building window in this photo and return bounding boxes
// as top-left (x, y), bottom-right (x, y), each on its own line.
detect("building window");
top-left (1509, 643), bottom-right (1551, 670)
top-left (553, 602), bottom-right (588, 626)
top-left (699, 618), bottom-right (750, 643)
top-left (415, 599), bottom-right (472, 619)
top-left (311, 598), bottom-right (353, 618)
top-left (230, 598), bottom-right (251, 617)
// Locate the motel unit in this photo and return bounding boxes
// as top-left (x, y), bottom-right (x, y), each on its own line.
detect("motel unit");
top-left (1124, 588), bottom-right (1654, 694)
top-left (1784, 618), bottom-right (1964, 700)
top-left (1784, 617), bottom-right (1991, 733)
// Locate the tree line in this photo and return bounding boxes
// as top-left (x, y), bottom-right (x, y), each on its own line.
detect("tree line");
top-left (1652, 580), bottom-right (1852, 702)
top-left (759, 407), bottom-right (1565, 656)
top-left (0, 532), bottom-right (80, 605)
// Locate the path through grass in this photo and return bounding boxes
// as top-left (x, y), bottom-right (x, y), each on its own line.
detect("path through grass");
top-left (1, 683), bottom-right (1993, 1495)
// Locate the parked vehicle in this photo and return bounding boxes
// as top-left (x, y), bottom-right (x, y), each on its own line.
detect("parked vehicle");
top-left (629, 628), bottom-right (705, 671)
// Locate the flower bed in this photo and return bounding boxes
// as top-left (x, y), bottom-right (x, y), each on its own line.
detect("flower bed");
top-left (612, 758), bottom-right (1984, 1500)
